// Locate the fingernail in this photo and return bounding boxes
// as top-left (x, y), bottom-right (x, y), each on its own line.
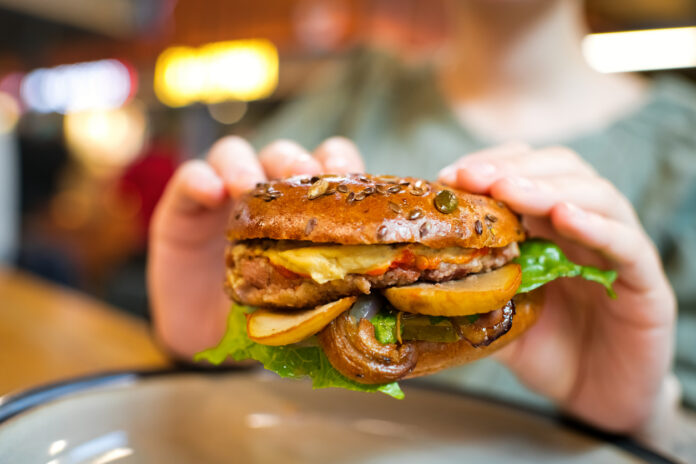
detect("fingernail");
top-left (506, 176), bottom-right (534, 190)
top-left (438, 166), bottom-right (456, 184)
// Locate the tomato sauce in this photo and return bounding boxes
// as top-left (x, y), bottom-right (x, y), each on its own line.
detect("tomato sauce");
top-left (364, 247), bottom-right (491, 277)
top-left (273, 247), bottom-right (493, 279)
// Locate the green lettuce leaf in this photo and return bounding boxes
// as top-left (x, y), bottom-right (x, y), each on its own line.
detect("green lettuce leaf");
top-left (514, 239), bottom-right (617, 297)
top-left (195, 239), bottom-right (616, 400)
top-left (194, 304), bottom-right (404, 399)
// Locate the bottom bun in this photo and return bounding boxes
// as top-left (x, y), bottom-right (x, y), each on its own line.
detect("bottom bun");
top-left (317, 289), bottom-right (544, 384)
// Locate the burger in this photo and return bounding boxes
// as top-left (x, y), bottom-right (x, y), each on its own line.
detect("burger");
top-left (195, 173), bottom-right (616, 398)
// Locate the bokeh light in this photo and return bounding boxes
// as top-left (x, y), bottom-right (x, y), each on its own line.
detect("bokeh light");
top-left (154, 39), bottom-right (278, 107)
top-left (207, 100), bottom-right (248, 124)
top-left (0, 91), bottom-right (20, 134)
top-left (20, 59), bottom-right (134, 114)
top-left (50, 189), bottom-right (92, 231)
top-left (63, 101), bottom-right (147, 174)
top-left (153, 46), bottom-right (202, 107)
top-left (583, 27), bottom-right (696, 73)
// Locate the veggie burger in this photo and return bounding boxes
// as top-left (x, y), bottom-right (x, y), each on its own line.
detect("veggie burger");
top-left (196, 173), bottom-right (616, 398)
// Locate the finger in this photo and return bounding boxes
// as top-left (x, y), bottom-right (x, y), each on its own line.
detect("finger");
top-left (492, 286), bottom-right (580, 403)
top-left (313, 136), bottom-right (365, 174)
top-left (550, 202), bottom-right (663, 293)
top-left (438, 141), bottom-right (531, 185)
top-left (259, 139), bottom-right (323, 179)
top-left (207, 136), bottom-right (266, 198)
top-left (487, 175), bottom-right (638, 224)
top-left (451, 146), bottom-right (596, 194)
top-left (158, 160), bottom-right (226, 215)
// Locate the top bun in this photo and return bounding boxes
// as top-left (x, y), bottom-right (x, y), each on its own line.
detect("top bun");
top-left (227, 173), bottom-right (524, 249)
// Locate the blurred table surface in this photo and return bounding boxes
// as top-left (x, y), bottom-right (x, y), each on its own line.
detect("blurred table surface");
top-left (0, 267), bottom-right (169, 396)
top-left (3, 268), bottom-right (696, 462)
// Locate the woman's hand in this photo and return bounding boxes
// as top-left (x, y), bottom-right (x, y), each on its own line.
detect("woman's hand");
top-left (148, 136), bottom-right (363, 359)
top-left (439, 142), bottom-right (676, 433)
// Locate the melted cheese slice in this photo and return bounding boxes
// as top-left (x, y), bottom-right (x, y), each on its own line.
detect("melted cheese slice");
top-left (264, 245), bottom-right (399, 284)
top-left (263, 244), bottom-right (484, 284)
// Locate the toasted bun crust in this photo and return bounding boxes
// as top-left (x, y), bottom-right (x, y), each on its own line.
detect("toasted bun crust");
top-left (405, 289), bottom-right (543, 379)
top-left (228, 174), bottom-right (524, 249)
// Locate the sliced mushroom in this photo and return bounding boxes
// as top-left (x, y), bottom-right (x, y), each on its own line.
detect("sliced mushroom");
top-left (453, 300), bottom-right (515, 347)
top-left (318, 312), bottom-right (418, 384)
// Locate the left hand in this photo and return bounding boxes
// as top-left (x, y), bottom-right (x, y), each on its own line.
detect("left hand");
top-left (438, 142), bottom-right (676, 433)
top-left (148, 136), bottom-right (363, 358)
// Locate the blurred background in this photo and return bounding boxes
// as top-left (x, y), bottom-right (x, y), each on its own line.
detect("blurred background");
top-left (0, 0), bottom-right (695, 318)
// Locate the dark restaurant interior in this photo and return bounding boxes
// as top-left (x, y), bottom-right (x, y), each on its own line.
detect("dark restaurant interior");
top-left (3, 0), bottom-right (695, 318)
top-left (2, 1), bottom-right (696, 463)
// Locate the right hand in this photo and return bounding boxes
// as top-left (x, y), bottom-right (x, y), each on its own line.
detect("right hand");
top-left (148, 136), bottom-right (364, 358)
top-left (438, 142), bottom-right (676, 433)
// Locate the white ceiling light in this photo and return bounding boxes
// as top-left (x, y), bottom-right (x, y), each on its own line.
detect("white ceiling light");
top-left (583, 27), bottom-right (696, 73)
top-left (20, 59), bottom-right (133, 114)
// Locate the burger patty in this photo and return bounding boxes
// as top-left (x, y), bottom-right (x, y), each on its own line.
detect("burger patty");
top-left (226, 241), bottom-right (519, 309)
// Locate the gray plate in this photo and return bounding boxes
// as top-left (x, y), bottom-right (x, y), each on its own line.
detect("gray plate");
top-left (0, 369), bottom-right (675, 464)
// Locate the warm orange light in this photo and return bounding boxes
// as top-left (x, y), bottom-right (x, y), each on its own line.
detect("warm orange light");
top-left (50, 190), bottom-right (91, 230)
top-left (0, 91), bottom-right (20, 134)
top-left (63, 102), bottom-right (147, 173)
top-left (154, 46), bottom-right (202, 107)
top-left (154, 39), bottom-right (278, 107)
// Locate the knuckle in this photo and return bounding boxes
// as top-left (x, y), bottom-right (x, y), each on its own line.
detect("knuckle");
top-left (259, 139), bottom-right (308, 165)
top-left (505, 140), bottom-right (532, 152)
top-left (457, 153), bottom-right (491, 167)
top-left (452, 156), bottom-right (470, 168)
top-left (317, 136), bottom-right (360, 159)
top-left (547, 145), bottom-right (578, 161)
top-left (546, 145), bottom-right (597, 175)
top-left (209, 135), bottom-right (252, 157)
top-left (314, 137), bottom-right (341, 156)
top-left (218, 135), bottom-right (248, 147)
top-left (262, 138), bottom-right (300, 153)
top-left (613, 224), bottom-right (645, 263)
top-left (323, 135), bottom-right (353, 147)
top-left (207, 137), bottom-right (256, 169)
top-left (596, 178), bottom-right (635, 214)
top-left (177, 159), bottom-right (206, 179)
top-left (595, 177), bottom-right (619, 196)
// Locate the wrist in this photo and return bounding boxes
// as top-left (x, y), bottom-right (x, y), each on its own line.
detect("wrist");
top-left (633, 372), bottom-right (682, 451)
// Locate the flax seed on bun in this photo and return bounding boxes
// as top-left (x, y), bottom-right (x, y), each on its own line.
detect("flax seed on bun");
top-left (227, 173), bottom-right (525, 249)
top-left (224, 173), bottom-right (542, 385)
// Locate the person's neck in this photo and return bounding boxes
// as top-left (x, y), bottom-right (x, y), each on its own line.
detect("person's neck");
top-left (441, 0), bottom-right (590, 99)
top-left (437, 0), bottom-right (647, 143)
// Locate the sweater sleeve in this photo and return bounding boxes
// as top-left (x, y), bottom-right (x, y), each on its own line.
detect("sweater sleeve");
top-left (250, 48), bottom-right (392, 153)
top-left (638, 78), bottom-right (696, 311)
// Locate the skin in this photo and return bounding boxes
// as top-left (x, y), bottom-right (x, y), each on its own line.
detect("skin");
top-left (148, 137), bottom-right (364, 359)
top-left (438, 0), bottom-right (647, 143)
top-left (150, 138), bottom-right (675, 434)
top-left (149, 0), bottom-right (676, 435)
top-left (439, 142), bottom-right (675, 433)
